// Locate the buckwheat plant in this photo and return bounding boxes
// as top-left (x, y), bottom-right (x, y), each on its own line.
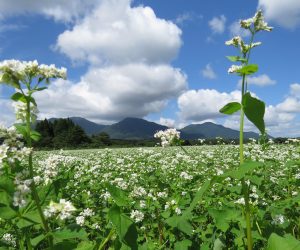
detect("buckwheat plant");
top-left (219, 10), bottom-right (272, 250)
top-left (0, 60), bottom-right (66, 248)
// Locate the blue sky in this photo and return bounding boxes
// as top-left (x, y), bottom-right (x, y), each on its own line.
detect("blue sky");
top-left (0, 0), bottom-right (300, 137)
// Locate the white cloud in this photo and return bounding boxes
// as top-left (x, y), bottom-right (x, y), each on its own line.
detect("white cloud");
top-left (158, 117), bottom-right (176, 128)
top-left (0, 0), bottom-right (98, 22)
top-left (177, 89), bottom-right (240, 121)
top-left (258, 0), bottom-right (300, 28)
top-left (238, 74), bottom-right (276, 87)
top-left (229, 21), bottom-right (251, 37)
top-left (209, 15), bottom-right (226, 34)
top-left (290, 83), bottom-right (300, 98)
top-left (175, 12), bottom-right (193, 25)
top-left (0, 99), bottom-right (14, 127)
top-left (56, 0), bottom-right (182, 65)
top-left (35, 64), bottom-right (187, 123)
top-left (178, 84), bottom-right (300, 137)
top-left (201, 64), bottom-right (217, 79)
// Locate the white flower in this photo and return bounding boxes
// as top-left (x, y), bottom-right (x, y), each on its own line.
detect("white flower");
top-left (175, 207), bottom-right (182, 215)
top-left (228, 65), bottom-right (242, 74)
top-left (225, 36), bottom-right (242, 47)
top-left (154, 128), bottom-right (180, 147)
top-left (76, 215), bottom-right (85, 226)
top-left (180, 171), bottom-right (193, 180)
top-left (130, 210), bottom-right (144, 223)
top-left (1, 233), bottom-right (16, 247)
top-left (272, 214), bottom-right (285, 225)
top-left (44, 199), bottom-right (76, 220)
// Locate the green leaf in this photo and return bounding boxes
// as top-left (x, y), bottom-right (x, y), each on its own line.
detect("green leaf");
top-left (31, 234), bottom-right (46, 247)
top-left (11, 92), bottom-right (26, 102)
top-left (224, 161), bottom-right (263, 180)
top-left (226, 56), bottom-right (247, 63)
top-left (266, 233), bottom-right (300, 250)
top-left (0, 206), bottom-right (17, 220)
top-left (208, 207), bottom-right (243, 232)
top-left (219, 102), bottom-right (241, 115)
top-left (108, 206), bottom-right (138, 249)
top-left (174, 239), bottom-right (192, 250)
top-left (242, 92), bottom-right (265, 134)
top-left (165, 214), bottom-right (193, 236)
top-left (52, 224), bottom-right (88, 243)
top-left (14, 124), bottom-right (28, 138)
top-left (106, 183), bottom-right (130, 206)
top-left (185, 180), bottom-right (211, 214)
top-left (31, 130), bottom-right (41, 142)
top-left (75, 241), bottom-right (95, 250)
top-left (0, 176), bottom-right (15, 195)
top-left (213, 238), bottom-right (226, 250)
top-left (237, 64), bottom-right (258, 75)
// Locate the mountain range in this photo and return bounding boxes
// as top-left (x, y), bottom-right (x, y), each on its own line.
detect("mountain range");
top-left (48, 117), bottom-right (260, 140)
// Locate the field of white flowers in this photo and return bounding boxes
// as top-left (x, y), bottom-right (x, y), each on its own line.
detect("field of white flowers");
top-left (15, 142), bottom-right (296, 249)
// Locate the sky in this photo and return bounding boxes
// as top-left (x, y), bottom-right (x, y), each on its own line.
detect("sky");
top-left (0, 0), bottom-right (300, 137)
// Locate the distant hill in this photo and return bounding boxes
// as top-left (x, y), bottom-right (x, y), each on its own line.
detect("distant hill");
top-left (180, 122), bottom-right (259, 139)
top-left (48, 117), bottom-right (106, 135)
top-left (47, 117), bottom-right (260, 140)
top-left (101, 117), bottom-right (168, 139)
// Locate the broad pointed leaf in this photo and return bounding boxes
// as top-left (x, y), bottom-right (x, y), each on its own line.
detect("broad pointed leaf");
top-left (242, 92), bottom-right (265, 134)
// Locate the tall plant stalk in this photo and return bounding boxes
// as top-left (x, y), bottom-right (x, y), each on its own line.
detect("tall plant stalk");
top-left (220, 10), bottom-right (273, 250)
top-left (25, 96), bottom-right (53, 248)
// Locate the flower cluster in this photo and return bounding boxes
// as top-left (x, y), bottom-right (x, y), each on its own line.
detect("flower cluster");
top-left (0, 125), bottom-right (32, 168)
top-left (0, 60), bottom-right (67, 85)
top-left (154, 128), bottom-right (180, 147)
top-left (44, 199), bottom-right (76, 220)
top-left (1, 233), bottom-right (16, 248)
top-left (76, 208), bottom-right (95, 226)
top-left (240, 10), bottom-right (273, 32)
top-left (225, 10), bottom-right (273, 73)
top-left (37, 154), bottom-right (77, 185)
top-left (13, 101), bottom-right (39, 123)
top-left (130, 210), bottom-right (144, 223)
top-left (13, 171), bottom-right (32, 207)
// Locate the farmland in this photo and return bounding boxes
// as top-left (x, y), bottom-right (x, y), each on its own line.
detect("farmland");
top-left (24, 143), bottom-right (299, 249)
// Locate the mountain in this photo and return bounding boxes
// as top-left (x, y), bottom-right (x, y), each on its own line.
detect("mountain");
top-left (181, 122), bottom-right (259, 139)
top-left (46, 117), bottom-right (260, 140)
top-left (101, 117), bottom-right (168, 140)
top-left (49, 117), bottom-right (106, 135)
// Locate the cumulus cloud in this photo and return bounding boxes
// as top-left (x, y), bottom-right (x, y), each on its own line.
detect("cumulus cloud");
top-left (56, 0), bottom-right (182, 65)
top-left (238, 74), bottom-right (276, 87)
top-left (178, 84), bottom-right (300, 137)
top-left (258, 0), bottom-right (300, 28)
top-left (0, 99), bottom-right (14, 127)
top-left (20, 0), bottom-right (186, 123)
top-left (209, 15), bottom-right (226, 34)
top-left (0, 0), bottom-right (99, 22)
top-left (158, 117), bottom-right (176, 128)
top-left (290, 83), bottom-right (300, 98)
top-left (177, 89), bottom-right (240, 121)
top-left (201, 64), bottom-right (217, 79)
top-left (35, 64), bottom-right (187, 123)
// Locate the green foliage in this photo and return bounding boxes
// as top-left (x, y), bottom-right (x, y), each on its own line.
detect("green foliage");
top-left (219, 102), bottom-right (241, 115)
top-left (237, 64), bottom-right (259, 76)
top-left (266, 233), bottom-right (300, 250)
top-left (242, 92), bottom-right (266, 134)
top-left (108, 206), bottom-right (138, 249)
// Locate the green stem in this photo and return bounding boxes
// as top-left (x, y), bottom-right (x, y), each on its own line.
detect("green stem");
top-left (98, 228), bottom-right (114, 250)
top-left (25, 99), bottom-right (53, 248)
top-left (240, 74), bottom-right (253, 250)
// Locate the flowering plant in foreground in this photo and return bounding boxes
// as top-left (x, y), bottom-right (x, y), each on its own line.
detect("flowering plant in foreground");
top-left (154, 128), bottom-right (181, 147)
top-left (0, 60), bottom-right (80, 249)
